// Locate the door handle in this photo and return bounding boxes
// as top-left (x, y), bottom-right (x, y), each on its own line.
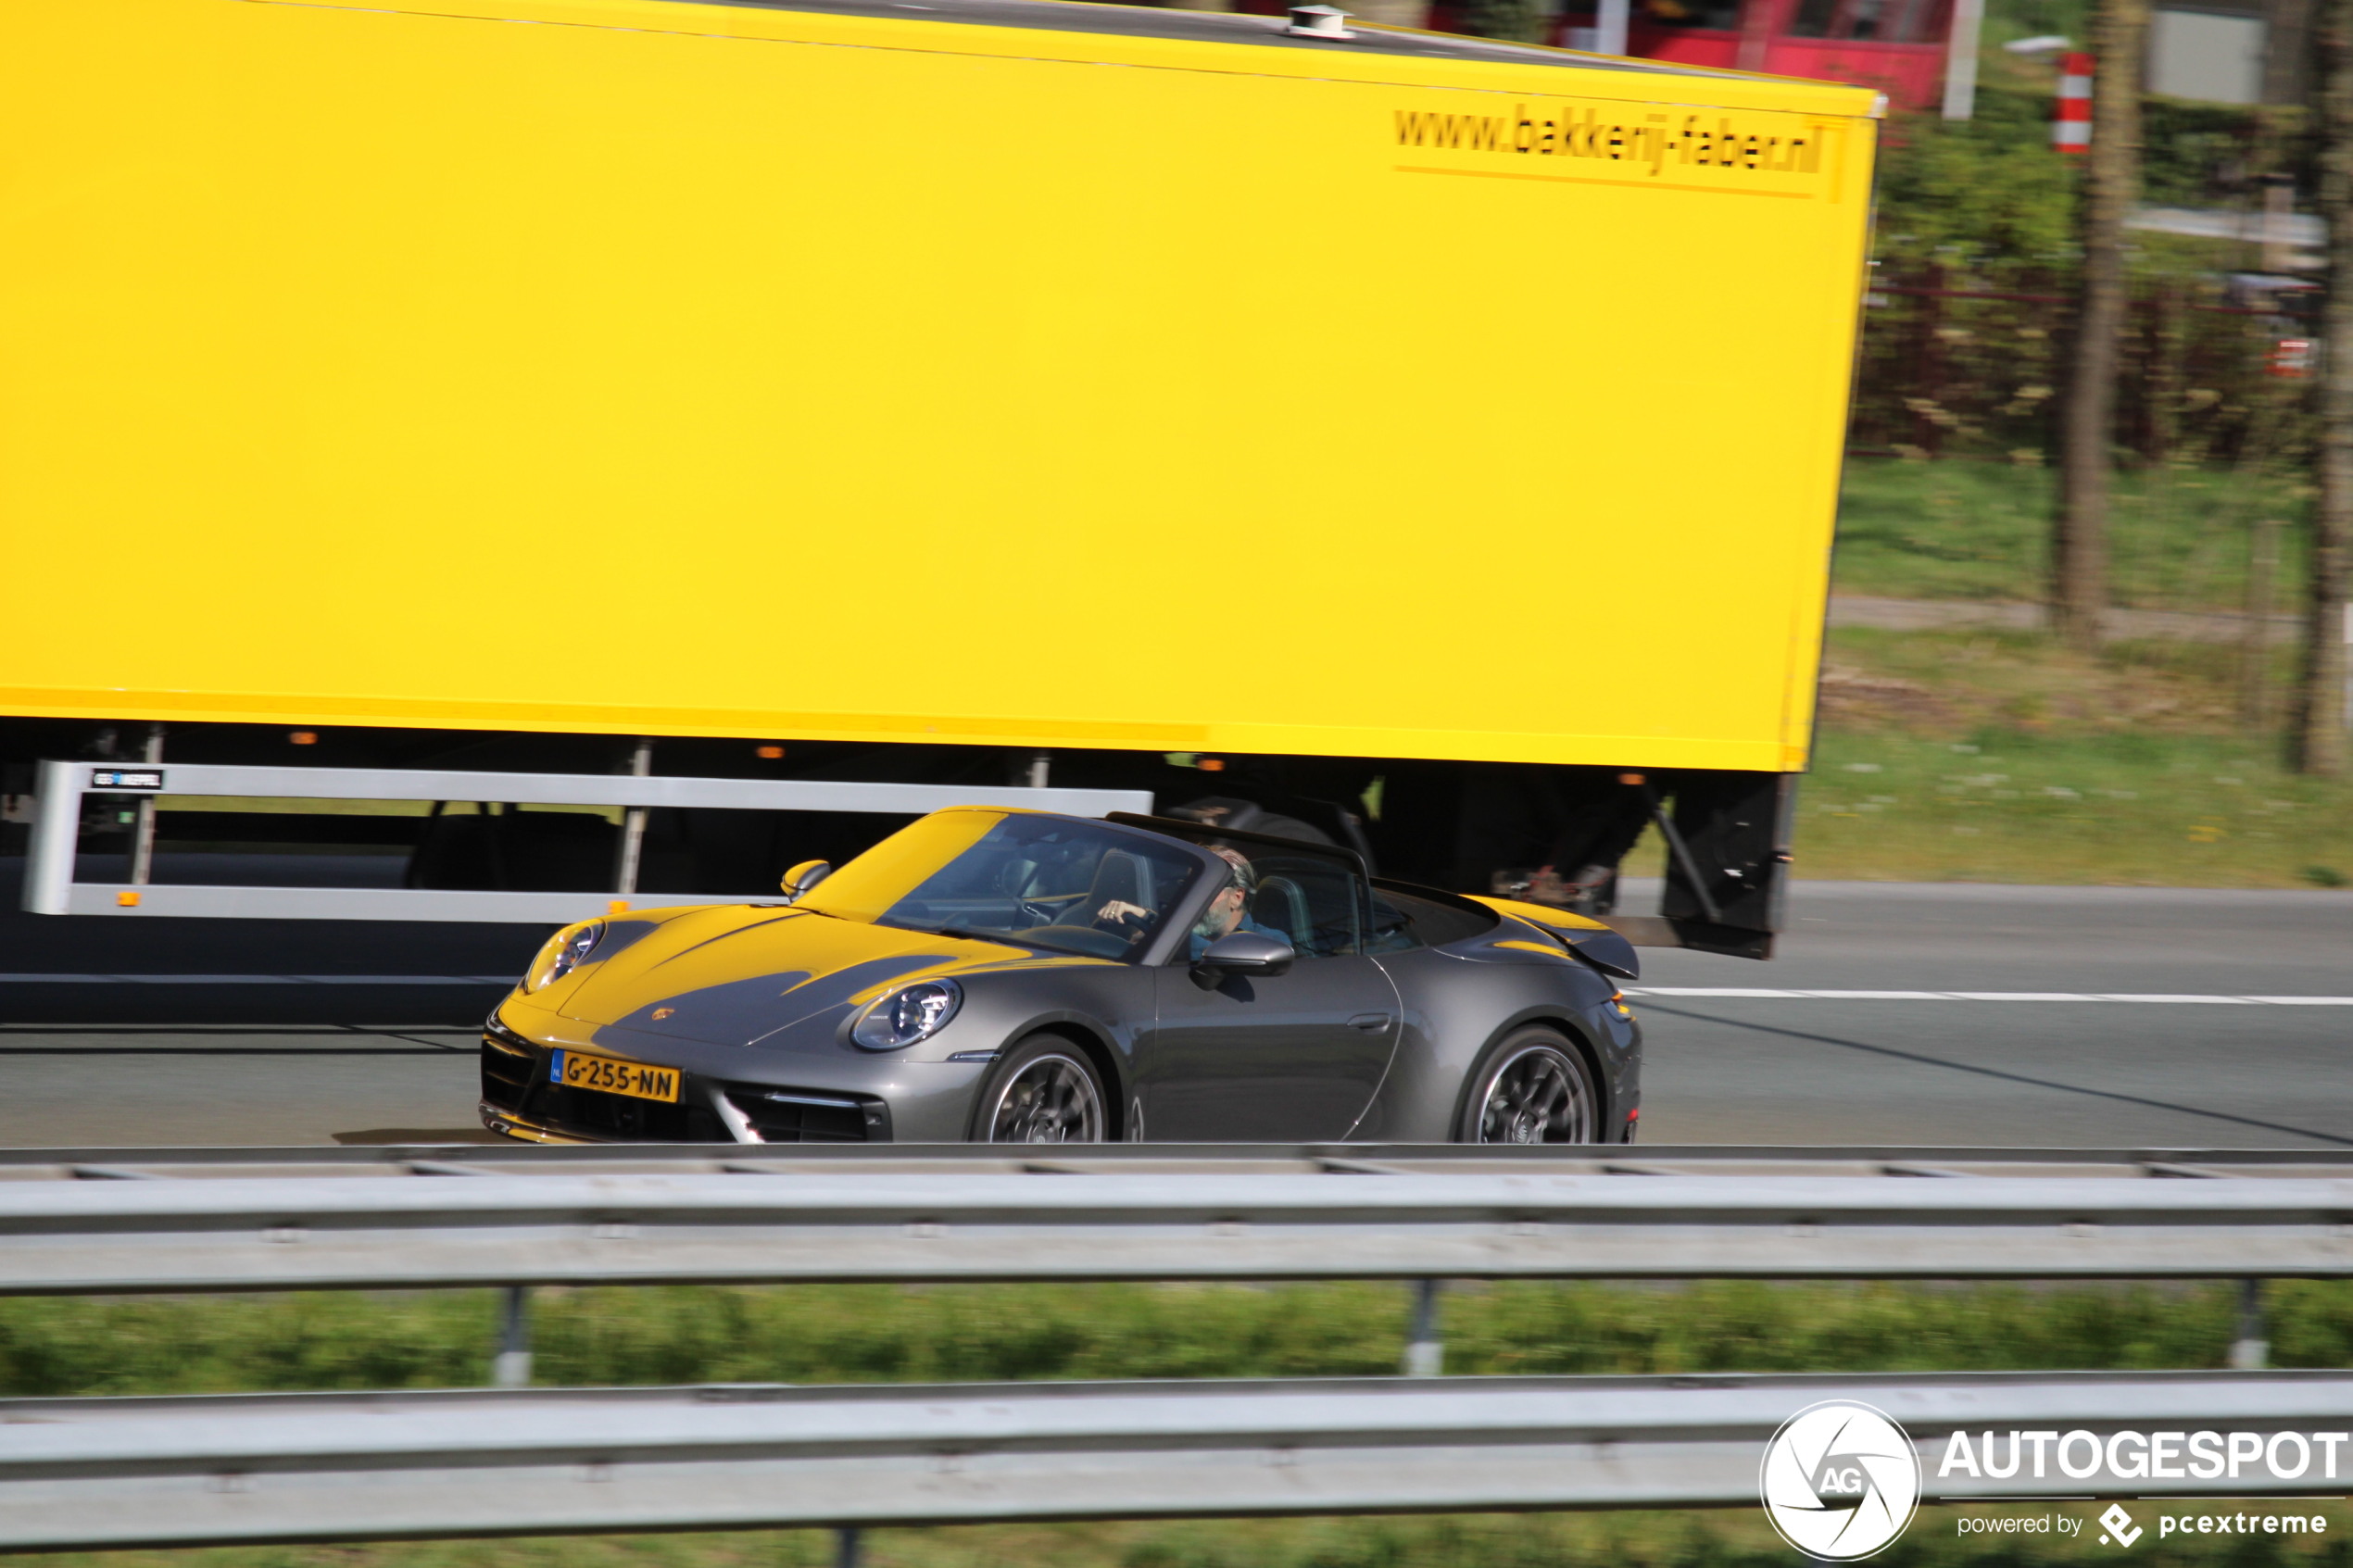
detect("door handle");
top-left (1346, 1012), bottom-right (1393, 1032)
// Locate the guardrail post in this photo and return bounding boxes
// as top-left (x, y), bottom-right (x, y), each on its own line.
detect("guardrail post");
top-left (1402, 1279), bottom-right (1443, 1376)
top-left (2230, 1278), bottom-right (2269, 1370)
top-left (493, 1286), bottom-right (533, 1387)
top-left (834, 1526), bottom-right (862, 1567)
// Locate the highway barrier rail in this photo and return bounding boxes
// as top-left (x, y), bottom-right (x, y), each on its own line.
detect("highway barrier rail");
top-left (1, 1144), bottom-right (2350, 1293)
top-left (3, 1144), bottom-right (2348, 1550)
top-left (6, 1371), bottom-right (2353, 1550)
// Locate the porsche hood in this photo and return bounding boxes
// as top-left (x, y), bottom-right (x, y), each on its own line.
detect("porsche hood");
top-left (522, 904), bottom-right (1105, 1048)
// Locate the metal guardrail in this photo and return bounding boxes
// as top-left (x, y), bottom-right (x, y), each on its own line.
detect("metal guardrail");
top-left (6, 1371), bottom-right (2351, 1550)
top-left (5, 1145), bottom-right (2352, 1294)
top-left (8, 1143), bottom-right (2347, 1176)
top-left (23, 760), bottom-right (1151, 922)
top-left (3, 1146), bottom-right (2347, 1551)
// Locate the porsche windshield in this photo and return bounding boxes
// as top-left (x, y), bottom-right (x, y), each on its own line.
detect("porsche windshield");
top-left (796, 811), bottom-right (1203, 960)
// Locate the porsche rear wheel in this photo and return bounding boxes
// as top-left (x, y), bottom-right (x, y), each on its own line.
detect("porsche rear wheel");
top-left (980, 1035), bottom-right (1106, 1144)
top-left (1461, 1028), bottom-right (1599, 1145)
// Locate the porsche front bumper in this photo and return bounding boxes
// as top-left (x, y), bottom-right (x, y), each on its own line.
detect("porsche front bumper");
top-left (478, 1015), bottom-right (992, 1144)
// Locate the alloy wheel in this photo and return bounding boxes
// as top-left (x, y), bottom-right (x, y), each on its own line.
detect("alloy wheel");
top-left (1475, 1043), bottom-right (1594, 1145)
top-left (987, 1053), bottom-right (1104, 1143)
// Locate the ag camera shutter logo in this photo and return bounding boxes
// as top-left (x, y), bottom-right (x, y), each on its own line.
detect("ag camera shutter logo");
top-left (1759, 1399), bottom-right (1922, 1560)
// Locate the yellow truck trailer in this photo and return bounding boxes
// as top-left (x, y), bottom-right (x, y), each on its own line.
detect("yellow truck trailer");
top-left (0, 0), bottom-right (1881, 954)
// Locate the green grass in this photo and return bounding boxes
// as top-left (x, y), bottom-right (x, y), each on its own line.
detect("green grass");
top-left (12, 1283), bottom-right (2353, 1568)
top-left (19, 1509), bottom-right (2353, 1568)
top-left (15, 1278), bottom-right (2346, 1397)
top-left (1794, 726), bottom-right (2353, 888)
top-left (1741, 459), bottom-right (2353, 889)
top-left (1776, 627), bottom-right (2353, 888)
top-left (1831, 458), bottom-right (2312, 612)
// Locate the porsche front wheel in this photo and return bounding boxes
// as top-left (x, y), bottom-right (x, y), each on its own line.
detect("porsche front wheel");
top-left (979, 1035), bottom-right (1106, 1144)
top-left (1460, 1028), bottom-right (1599, 1145)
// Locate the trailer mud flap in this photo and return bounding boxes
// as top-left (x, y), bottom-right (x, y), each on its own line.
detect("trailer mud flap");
top-left (1607, 771), bottom-right (1797, 960)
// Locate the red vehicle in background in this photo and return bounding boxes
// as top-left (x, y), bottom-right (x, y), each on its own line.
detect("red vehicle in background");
top-left (1593, 0), bottom-right (1947, 109)
top-left (1325, 0), bottom-right (1953, 112)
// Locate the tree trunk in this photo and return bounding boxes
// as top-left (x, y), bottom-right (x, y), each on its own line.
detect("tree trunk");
top-left (2295, 0), bottom-right (2353, 776)
top-left (2053, 0), bottom-right (2145, 650)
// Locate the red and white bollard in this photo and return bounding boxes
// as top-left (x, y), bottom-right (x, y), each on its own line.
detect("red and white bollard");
top-left (2268, 339), bottom-right (2315, 379)
top-left (2053, 52), bottom-right (2093, 153)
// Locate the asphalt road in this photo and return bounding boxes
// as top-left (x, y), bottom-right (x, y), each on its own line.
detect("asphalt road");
top-left (0, 858), bottom-right (535, 1147)
top-left (1632, 881), bottom-right (2353, 1148)
top-left (1, 868), bottom-right (2347, 1149)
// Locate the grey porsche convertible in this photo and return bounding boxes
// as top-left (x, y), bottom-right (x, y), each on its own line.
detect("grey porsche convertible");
top-left (480, 808), bottom-right (1642, 1145)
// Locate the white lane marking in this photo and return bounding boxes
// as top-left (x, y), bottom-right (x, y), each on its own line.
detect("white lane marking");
top-left (1944, 992), bottom-right (2097, 1002)
top-left (1626, 987), bottom-right (2353, 1006)
top-left (0, 974), bottom-right (513, 985)
top-left (1798, 989), bottom-right (1948, 999)
top-left (2097, 994), bottom-right (2259, 1004)
top-left (1638, 986), bottom-right (1793, 998)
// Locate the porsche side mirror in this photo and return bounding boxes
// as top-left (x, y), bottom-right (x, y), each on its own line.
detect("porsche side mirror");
top-left (780, 859), bottom-right (832, 902)
top-left (1191, 931), bottom-right (1294, 984)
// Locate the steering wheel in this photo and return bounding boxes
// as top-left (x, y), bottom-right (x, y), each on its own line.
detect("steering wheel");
top-left (1087, 903), bottom-right (1151, 937)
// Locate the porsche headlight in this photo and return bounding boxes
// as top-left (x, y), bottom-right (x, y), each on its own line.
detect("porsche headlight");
top-left (851, 979), bottom-right (963, 1050)
top-left (522, 920), bottom-right (604, 994)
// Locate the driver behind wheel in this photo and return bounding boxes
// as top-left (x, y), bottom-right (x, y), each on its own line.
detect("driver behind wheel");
top-left (1181, 846), bottom-right (1287, 960)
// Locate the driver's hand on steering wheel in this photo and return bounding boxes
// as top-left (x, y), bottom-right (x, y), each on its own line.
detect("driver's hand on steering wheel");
top-left (1094, 899), bottom-right (1151, 928)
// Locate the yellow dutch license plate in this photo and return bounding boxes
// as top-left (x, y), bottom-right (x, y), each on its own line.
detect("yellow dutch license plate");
top-left (552, 1048), bottom-right (680, 1104)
